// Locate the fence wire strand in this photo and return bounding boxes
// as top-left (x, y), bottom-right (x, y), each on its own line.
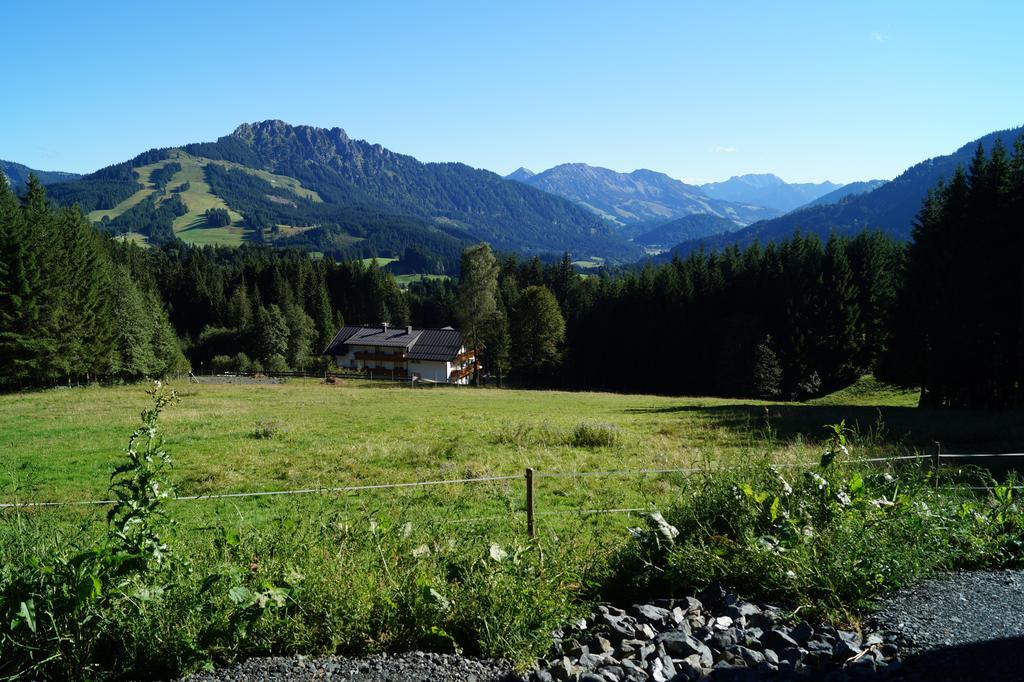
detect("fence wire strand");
top-left (2, 451), bottom-right (1019, 510)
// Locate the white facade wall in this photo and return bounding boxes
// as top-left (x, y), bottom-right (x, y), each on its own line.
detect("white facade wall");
top-left (408, 359), bottom-right (450, 383)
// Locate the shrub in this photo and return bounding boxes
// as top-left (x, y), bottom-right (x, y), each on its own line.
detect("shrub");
top-left (568, 422), bottom-right (619, 448)
top-left (604, 422), bottom-right (1024, 621)
top-left (490, 421), bottom-right (621, 448)
top-left (249, 419), bottom-right (286, 440)
top-left (263, 354), bottom-right (289, 373)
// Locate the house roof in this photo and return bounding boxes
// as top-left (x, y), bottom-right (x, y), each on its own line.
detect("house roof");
top-left (323, 325), bottom-right (465, 362)
top-left (406, 328), bottom-right (465, 361)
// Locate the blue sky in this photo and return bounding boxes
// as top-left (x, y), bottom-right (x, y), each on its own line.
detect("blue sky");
top-left (3, 1), bottom-right (1022, 183)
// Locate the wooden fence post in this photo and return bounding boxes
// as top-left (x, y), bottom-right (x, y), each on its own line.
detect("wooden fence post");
top-left (526, 467), bottom-right (535, 539)
top-left (933, 441), bottom-right (942, 487)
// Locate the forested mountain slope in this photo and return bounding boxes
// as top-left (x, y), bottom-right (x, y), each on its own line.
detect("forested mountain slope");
top-left (0, 160), bottom-right (80, 190)
top-left (666, 125), bottom-right (1024, 258)
top-left (45, 121), bottom-right (639, 271)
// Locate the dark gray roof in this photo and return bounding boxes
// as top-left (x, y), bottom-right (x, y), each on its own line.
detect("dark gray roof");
top-left (406, 328), bottom-right (465, 361)
top-left (323, 325), bottom-right (464, 361)
top-left (345, 326), bottom-right (422, 348)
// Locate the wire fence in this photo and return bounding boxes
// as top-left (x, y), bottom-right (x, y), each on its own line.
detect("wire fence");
top-left (4, 447), bottom-right (1022, 535)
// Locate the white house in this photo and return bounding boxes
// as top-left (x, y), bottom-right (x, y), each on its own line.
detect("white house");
top-left (323, 323), bottom-right (478, 384)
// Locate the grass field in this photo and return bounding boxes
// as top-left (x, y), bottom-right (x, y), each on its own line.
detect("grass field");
top-left (3, 379), bottom-right (1024, 678)
top-left (394, 273), bottom-right (449, 286)
top-left (2, 377), bottom-right (1020, 515)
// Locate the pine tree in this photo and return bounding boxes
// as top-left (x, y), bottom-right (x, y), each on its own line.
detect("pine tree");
top-left (0, 175), bottom-right (52, 385)
top-left (108, 267), bottom-right (159, 379)
top-left (752, 335), bottom-right (783, 400)
top-left (819, 234), bottom-right (861, 391)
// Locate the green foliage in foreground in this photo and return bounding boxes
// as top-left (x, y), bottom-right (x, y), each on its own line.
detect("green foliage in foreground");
top-left (2, 502), bottom-right (586, 680)
top-left (608, 425), bottom-right (1024, 621)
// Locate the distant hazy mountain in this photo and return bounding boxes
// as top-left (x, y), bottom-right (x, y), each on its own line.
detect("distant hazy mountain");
top-left (506, 167), bottom-right (535, 182)
top-left (633, 213), bottom-right (742, 248)
top-left (665, 125), bottom-right (1024, 259)
top-left (700, 173), bottom-right (841, 212)
top-left (0, 160), bottom-right (80, 190)
top-left (512, 163), bottom-right (781, 227)
top-left (799, 179), bottom-right (888, 209)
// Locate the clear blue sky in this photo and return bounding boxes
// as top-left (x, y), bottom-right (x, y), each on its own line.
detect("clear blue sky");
top-left (3, 1), bottom-right (1022, 184)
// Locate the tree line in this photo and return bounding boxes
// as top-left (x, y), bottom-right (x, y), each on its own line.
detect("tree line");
top-left (0, 176), bottom-right (186, 389)
top-left (3, 136), bottom-right (1021, 407)
top-left (883, 138), bottom-right (1024, 407)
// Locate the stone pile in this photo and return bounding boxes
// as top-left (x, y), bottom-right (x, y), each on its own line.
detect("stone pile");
top-left (527, 583), bottom-right (902, 681)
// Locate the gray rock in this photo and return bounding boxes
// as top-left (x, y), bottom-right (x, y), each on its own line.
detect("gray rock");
top-left (593, 635), bottom-right (614, 655)
top-left (647, 512), bottom-right (679, 543)
top-left (632, 604), bottom-right (671, 625)
top-left (634, 623), bottom-right (658, 640)
top-left (723, 601), bottom-right (761, 625)
top-left (656, 631), bottom-right (712, 668)
top-left (805, 638), bottom-right (833, 654)
top-left (832, 638), bottom-right (861, 661)
top-left (709, 630), bottom-right (737, 652)
top-left (601, 614), bottom-right (636, 642)
top-left (680, 596), bottom-right (703, 614)
top-left (674, 655), bottom-right (702, 680)
top-left (658, 654), bottom-right (677, 679)
top-left (790, 620), bottom-right (814, 644)
top-left (763, 628), bottom-right (799, 652)
top-left (732, 645), bottom-right (765, 666)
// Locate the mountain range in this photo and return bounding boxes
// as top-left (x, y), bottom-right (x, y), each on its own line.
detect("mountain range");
top-left (42, 120), bottom-right (640, 269)
top-left (509, 163), bottom-right (781, 227)
top-left (699, 174), bottom-right (841, 212)
top-left (664, 125), bottom-right (1024, 260)
top-left (22, 120), bottom-right (1024, 271)
top-left (1, 160), bottom-right (80, 190)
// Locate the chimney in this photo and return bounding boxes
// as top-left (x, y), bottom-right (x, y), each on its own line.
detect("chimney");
top-left (382, 322), bottom-right (389, 332)
top-left (406, 325), bottom-right (413, 335)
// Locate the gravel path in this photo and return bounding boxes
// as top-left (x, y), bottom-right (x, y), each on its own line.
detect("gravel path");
top-left (182, 652), bottom-right (519, 682)
top-left (871, 569), bottom-right (1024, 681)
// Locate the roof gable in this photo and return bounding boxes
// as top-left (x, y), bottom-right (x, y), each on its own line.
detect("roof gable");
top-left (324, 325), bottom-right (464, 361)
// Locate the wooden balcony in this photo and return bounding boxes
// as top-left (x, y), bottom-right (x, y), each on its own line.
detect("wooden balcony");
top-left (354, 351), bottom-right (407, 362)
top-left (453, 350), bottom-right (478, 364)
top-left (449, 363), bottom-right (480, 382)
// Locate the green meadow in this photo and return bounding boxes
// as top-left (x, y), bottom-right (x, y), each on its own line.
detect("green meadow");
top-left (1, 376), bottom-right (1017, 519)
top-left (3, 378), bottom-right (1024, 679)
